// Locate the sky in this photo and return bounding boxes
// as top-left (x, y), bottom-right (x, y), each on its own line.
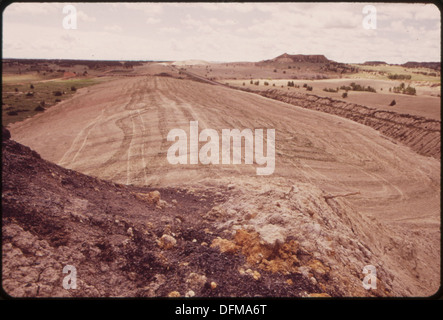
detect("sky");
top-left (2, 2), bottom-right (441, 64)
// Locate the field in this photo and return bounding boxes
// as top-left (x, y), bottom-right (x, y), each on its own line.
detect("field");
top-left (2, 73), bottom-right (107, 126)
top-left (225, 78), bottom-right (441, 120)
top-left (7, 62), bottom-right (440, 297)
top-left (184, 60), bottom-right (440, 120)
top-left (349, 64), bottom-right (441, 82)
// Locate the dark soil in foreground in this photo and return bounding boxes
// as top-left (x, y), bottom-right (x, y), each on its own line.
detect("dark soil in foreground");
top-left (2, 128), bottom-right (321, 298)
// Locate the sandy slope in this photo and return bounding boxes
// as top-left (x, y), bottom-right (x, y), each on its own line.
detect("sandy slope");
top-left (172, 60), bottom-right (211, 66)
top-left (9, 75), bottom-right (440, 296)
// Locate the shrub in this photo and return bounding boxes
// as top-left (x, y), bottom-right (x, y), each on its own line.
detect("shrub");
top-left (389, 99), bottom-right (396, 106)
top-left (264, 81), bottom-right (269, 86)
top-left (340, 83), bottom-right (376, 93)
top-left (30, 84), bottom-right (34, 89)
top-left (342, 92), bottom-right (348, 98)
top-left (306, 86), bottom-right (313, 91)
top-left (392, 83), bottom-right (416, 95)
top-left (25, 92), bottom-right (34, 97)
top-left (155, 72), bottom-right (172, 77)
top-left (404, 86), bottom-right (416, 95)
top-left (14, 88), bottom-right (18, 92)
top-left (34, 106), bottom-right (45, 112)
top-left (53, 91), bottom-right (63, 96)
top-left (387, 74), bottom-right (411, 80)
top-left (71, 86), bottom-right (77, 91)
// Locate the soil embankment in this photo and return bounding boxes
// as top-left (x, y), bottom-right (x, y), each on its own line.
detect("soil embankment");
top-left (5, 75), bottom-right (440, 297)
top-left (2, 130), bottom-right (391, 297)
top-left (236, 87), bottom-right (441, 159)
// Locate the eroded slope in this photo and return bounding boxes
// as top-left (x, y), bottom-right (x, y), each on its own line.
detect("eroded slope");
top-left (7, 75), bottom-right (441, 297)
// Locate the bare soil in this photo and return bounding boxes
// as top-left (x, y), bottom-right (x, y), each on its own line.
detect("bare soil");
top-left (1, 133), bottom-right (340, 297)
top-left (4, 66), bottom-right (441, 297)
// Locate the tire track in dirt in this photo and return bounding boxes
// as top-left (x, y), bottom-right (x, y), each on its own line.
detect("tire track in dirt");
top-left (161, 78), bottom-right (257, 177)
top-left (93, 82), bottom-right (140, 180)
top-left (96, 79), bottom-right (148, 183)
top-left (151, 78), bottom-right (229, 184)
top-left (58, 79), bottom-right (135, 169)
top-left (58, 109), bottom-right (105, 167)
top-left (11, 76), bottom-right (439, 217)
top-left (135, 109), bottom-right (149, 185)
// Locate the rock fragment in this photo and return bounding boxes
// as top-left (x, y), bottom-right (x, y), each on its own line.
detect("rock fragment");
top-left (186, 273), bottom-right (207, 290)
top-left (158, 234), bottom-right (176, 250)
top-left (168, 291), bottom-right (180, 297)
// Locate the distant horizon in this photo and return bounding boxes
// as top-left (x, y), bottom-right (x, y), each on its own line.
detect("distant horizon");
top-left (2, 3), bottom-right (441, 64)
top-left (2, 55), bottom-right (440, 65)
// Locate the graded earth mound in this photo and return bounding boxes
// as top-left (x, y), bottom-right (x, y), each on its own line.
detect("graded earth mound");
top-left (2, 130), bottom-right (433, 297)
top-left (172, 60), bottom-right (211, 66)
top-left (3, 132), bottom-right (322, 297)
top-left (6, 74), bottom-right (441, 297)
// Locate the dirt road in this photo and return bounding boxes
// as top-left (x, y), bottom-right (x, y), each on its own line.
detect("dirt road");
top-left (9, 75), bottom-right (440, 296)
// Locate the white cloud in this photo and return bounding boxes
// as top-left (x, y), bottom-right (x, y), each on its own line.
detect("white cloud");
top-left (378, 3), bottom-right (423, 20)
top-left (181, 14), bottom-right (201, 27)
top-left (390, 20), bottom-right (405, 32)
top-left (180, 14), bottom-right (215, 33)
top-left (111, 3), bottom-right (163, 15)
top-left (60, 33), bottom-right (77, 43)
top-left (104, 25), bottom-right (123, 33)
top-left (4, 3), bottom-right (61, 15)
top-left (77, 10), bottom-right (96, 23)
top-left (159, 27), bottom-right (180, 34)
top-left (199, 2), bottom-right (255, 13)
top-left (414, 4), bottom-right (440, 20)
top-left (2, 2), bottom-right (440, 63)
top-left (208, 18), bottom-right (237, 26)
top-left (198, 3), bottom-right (220, 11)
top-left (146, 17), bottom-right (161, 25)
